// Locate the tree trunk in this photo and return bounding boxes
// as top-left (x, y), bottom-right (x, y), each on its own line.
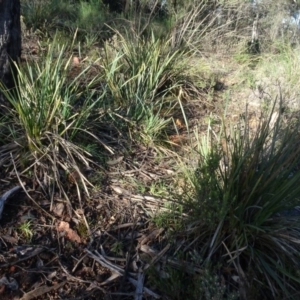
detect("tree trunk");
top-left (0, 0), bottom-right (21, 106)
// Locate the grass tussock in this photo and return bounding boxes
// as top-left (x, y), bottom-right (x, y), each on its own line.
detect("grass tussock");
top-left (102, 29), bottom-right (200, 147)
top-left (172, 102), bottom-right (300, 298)
top-left (0, 37), bottom-right (106, 212)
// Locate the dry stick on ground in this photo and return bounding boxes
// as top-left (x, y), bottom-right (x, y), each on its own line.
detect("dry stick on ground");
top-left (135, 269), bottom-right (145, 300)
top-left (71, 253), bottom-right (88, 273)
top-left (20, 280), bottom-right (67, 300)
top-left (143, 243), bottom-right (170, 271)
top-left (85, 249), bottom-right (161, 299)
top-left (139, 0), bottom-right (161, 37)
top-left (11, 153), bottom-right (55, 220)
top-left (117, 198), bottom-right (139, 300)
top-left (0, 247), bottom-right (45, 268)
top-left (57, 259), bottom-right (106, 293)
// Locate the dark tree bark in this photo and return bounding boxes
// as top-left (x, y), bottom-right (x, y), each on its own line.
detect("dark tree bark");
top-left (0, 0), bottom-right (21, 105)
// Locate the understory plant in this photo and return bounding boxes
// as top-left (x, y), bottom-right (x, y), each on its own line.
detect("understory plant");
top-left (178, 102), bottom-right (300, 298)
top-left (21, 0), bottom-right (109, 35)
top-left (102, 29), bottom-right (197, 146)
top-left (0, 38), bottom-right (105, 212)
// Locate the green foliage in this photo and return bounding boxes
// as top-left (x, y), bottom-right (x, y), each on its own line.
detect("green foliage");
top-left (76, 0), bottom-right (108, 32)
top-left (178, 107), bottom-right (300, 297)
top-left (102, 30), bottom-right (189, 146)
top-left (152, 203), bottom-right (184, 230)
top-left (147, 263), bottom-right (239, 300)
top-left (76, 221), bottom-right (89, 238)
top-left (18, 221), bottom-right (34, 241)
top-left (103, 31), bottom-right (184, 108)
top-left (21, 0), bottom-right (109, 35)
top-left (147, 264), bottom-right (192, 300)
top-left (138, 109), bottom-right (171, 145)
top-left (111, 241), bottom-right (124, 256)
top-left (21, 0), bottom-right (54, 31)
top-left (0, 37), bottom-right (105, 204)
top-left (192, 268), bottom-right (239, 300)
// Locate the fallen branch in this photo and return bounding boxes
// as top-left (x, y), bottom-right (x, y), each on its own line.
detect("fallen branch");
top-left (0, 185), bottom-right (22, 219)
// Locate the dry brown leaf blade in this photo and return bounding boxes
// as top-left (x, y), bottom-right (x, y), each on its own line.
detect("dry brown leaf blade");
top-left (99, 272), bottom-right (121, 286)
top-left (1, 235), bottom-right (18, 244)
top-left (20, 281), bottom-right (67, 300)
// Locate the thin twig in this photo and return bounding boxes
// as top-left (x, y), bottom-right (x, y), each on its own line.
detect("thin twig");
top-left (11, 153), bottom-right (55, 220)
